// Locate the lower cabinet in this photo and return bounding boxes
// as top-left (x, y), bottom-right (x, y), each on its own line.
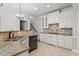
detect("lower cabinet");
top-left (47, 34), bottom-right (57, 45)
top-left (40, 34), bottom-right (72, 49)
top-left (40, 34), bottom-right (58, 46)
top-left (58, 35), bottom-right (65, 48)
top-left (58, 35), bottom-right (72, 49)
top-left (64, 36), bottom-right (72, 49)
top-left (40, 34), bottom-right (48, 43)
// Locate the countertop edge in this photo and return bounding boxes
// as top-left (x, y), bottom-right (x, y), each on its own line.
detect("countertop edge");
top-left (40, 32), bottom-right (72, 36)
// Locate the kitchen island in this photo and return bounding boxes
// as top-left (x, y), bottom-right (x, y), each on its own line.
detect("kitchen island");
top-left (0, 36), bottom-right (29, 56)
top-left (0, 30), bottom-right (38, 56)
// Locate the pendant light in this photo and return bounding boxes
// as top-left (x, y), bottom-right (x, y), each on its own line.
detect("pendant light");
top-left (16, 3), bottom-right (24, 20)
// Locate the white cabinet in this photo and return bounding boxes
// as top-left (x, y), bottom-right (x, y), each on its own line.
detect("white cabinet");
top-left (40, 34), bottom-right (48, 43)
top-left (64, 36), bottom-right (72, 49)
top-left (47, 11), bottom-right (60, 24)
top-left (58, 35), bottom-right (65, 48)
top-left (40, 34), bottom-right (72, 49)
top-left (47, 34), bottom-right (57, 45)
top-left (58, 35), bottom-right (72, 49)
top-left (41, 17), bottom-right (48, 28)
top-left (59, 7), bottom-right (74, 28)
top-left (40, 34), bottom-right (57, 46)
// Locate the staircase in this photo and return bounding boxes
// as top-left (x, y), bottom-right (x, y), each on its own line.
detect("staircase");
top-left (30, 23), bottom-right (40, 42)
top-left (30, 23), bottom-right (38, 33)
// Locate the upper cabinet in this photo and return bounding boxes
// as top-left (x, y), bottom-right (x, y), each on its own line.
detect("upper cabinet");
top-left (59, 7), bottom-right (74, 28)
top-left (41, 15), bottom-right (48, 28)
top-left (41, 7), bottom-right (74, 28)
top-left (41, 11), bottom-right (60, 28)
top-left (47, 11), bottom-right (60, 24)
top-left (41, 8), bottom-right (74, 28)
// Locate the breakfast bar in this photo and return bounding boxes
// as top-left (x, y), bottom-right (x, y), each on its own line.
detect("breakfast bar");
top-left (0, 30), bottom-right (38, 56)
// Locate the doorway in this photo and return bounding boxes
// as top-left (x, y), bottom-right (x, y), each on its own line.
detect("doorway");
top-left (20, 20), bottom-right (28, 31)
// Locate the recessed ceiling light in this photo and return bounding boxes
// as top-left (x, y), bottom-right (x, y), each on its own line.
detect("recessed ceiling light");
top-left (46, 4), bottom-right (50, 8)
top-left (30, 16), bottom-right (33, 19)
top-left (34, 7), bottom-right (38, 10)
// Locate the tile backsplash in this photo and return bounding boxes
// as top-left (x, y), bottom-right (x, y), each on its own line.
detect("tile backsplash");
top-left (48, 23), bottom-right (59, 33)
top-left (43, 23), bottom-right (59, 33)
top-left (43, 23), bottom-right (72, 35)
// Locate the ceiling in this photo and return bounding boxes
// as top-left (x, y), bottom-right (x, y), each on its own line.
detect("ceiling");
top-left (3, 3), bottom-right (72, 17)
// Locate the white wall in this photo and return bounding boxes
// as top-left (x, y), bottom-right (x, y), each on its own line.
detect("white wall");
top-left (73, 4), bottom-right (79, 52)
top-left (0, 5), bottom-right (20, 31)
top-left (0, 4), bottom-right (31, 31)
top-left (31, 16), bottom-right (42, 33)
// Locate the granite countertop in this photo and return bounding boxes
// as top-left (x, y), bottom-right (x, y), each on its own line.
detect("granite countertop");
top-left (0, 30), bottom-right (38, 56)
top-left (0, 30), bottom-right (31, 33)
top-left (1, 30), bottom-right (38, 41)
top-left (58, 32), bottom-right (72, 36)
top-left (11, 31), bottom-right (38, 37)
top-left (0, 37), bottom-right (29, 56)
top-left (41, 32), bottom-right (58, 34)
top-left (0, 45), bottom-right (29, 56)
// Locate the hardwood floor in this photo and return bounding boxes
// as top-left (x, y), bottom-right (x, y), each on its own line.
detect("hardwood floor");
top-left (30, 42), bottom-right (79, 56)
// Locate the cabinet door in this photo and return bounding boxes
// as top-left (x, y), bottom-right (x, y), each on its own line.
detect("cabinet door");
top-left (64, 36), bottom-right (72, 49)
top-left (41, 16), bottom-right (48, 28)
top-left (51, 35), bottom-right (57, 45)
top-left (40, 34), bottom-right (44, 42)
top-left (47, 34), bottom-right (57, 46)
top-left (59, 7), bottom-right (74, 28)
top-left (40, 34), bottom-right (47, 42)
top-left (46, 34), bottom-right (53, 44)
top-left (47, 11), bottom-right (60, 24)
top-left (58, 35), bottom-right (65, 47)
